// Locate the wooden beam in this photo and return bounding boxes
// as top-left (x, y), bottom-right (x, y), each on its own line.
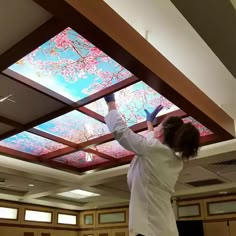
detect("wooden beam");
top-left (40, 109), bottom-right (188, 160)
top-left (28, 128), bottom-right (78, 148)
top-left (34, 0), bottom-right (234, 140)
top-left (0, 117), bottom-right (24, 130)
top-left (0, 146), bottom-right (38, 162)
top-left (2, 70), bottom-right (74, 106)
top-left (76, 75), bottom-right (139, 106)
top-left (78, 107), bottom-right (105, 123)
top-left (86, 148), bottom-right (116, 161)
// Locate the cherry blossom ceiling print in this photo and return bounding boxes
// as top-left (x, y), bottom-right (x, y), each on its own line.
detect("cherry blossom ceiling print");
top-left (183, 117), bottom-right (213, 136)
top-left (0, 132), bottom-right (67, 155)
top-left (54, 150), bottom-right (108, 168)
top-left (92, 140), bottom-right (134, 159)
top-left (91, 130), bottom-right (156, 159)
top-left (0, 21), bottom-right (218, 174)
top-left (8, 27), bottom-right (132, 101)
top-left (34, 110), bottom-right (109, 143)
top-left (85, 81), bottom-right (180, 126)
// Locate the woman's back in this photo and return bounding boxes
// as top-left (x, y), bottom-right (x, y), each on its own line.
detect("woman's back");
top-left (128, 135), bottom-right (183, 236)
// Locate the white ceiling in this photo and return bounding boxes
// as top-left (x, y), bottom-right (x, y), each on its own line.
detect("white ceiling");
top-left (105, 0), bottom-right (236, 120)
top-left (0, 0), bottom-right (51, 54)
top-left (0, 139), bottom-right (236, 210)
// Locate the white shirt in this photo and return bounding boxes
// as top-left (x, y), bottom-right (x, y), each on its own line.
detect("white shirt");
top-left (105, 110), bottom-right (183, 236)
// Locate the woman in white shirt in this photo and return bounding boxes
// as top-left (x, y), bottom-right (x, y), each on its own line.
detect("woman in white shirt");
top-left (104, 93), bottom-right (200, 236)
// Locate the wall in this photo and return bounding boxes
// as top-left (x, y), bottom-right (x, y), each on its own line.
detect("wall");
top-left (177, 194), bottom-right (236, 236)
top-left (0, 200), bottom-right (129, 236)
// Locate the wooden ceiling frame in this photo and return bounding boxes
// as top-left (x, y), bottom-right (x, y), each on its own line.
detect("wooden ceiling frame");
top-left (33, 0), bottom-right (235, 139)
top-left (0, 1), bottom-right (232, 173)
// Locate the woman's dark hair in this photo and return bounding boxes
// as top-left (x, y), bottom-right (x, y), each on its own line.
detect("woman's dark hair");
top-left (162, 116), bottom-right (200, 159)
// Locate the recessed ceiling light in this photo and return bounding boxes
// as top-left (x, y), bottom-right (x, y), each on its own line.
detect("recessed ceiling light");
top-left (219, 191), bottom-right (228, 194)
top-left (70, 189), bottom-right (99, 197)
top-left (28, 184), bottom-right (35, 187)
top-left (58, 189), bottom-right (100, 199)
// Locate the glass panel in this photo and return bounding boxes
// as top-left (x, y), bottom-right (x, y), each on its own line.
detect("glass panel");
top-left (0, 207), bottom-right (18, 220)
top-left (92, 130), bottom-right (152, 159)
top-left (0, 132), bottom-right (66, 155)
top-left (54, 151), bottom-right (108, 168)
top-left (92, 140), bottom-right (133, 159)
top-left (99, 212), bottom-right (125, 224)
top-left (35, 110), bottom-right (109, 143)
top-left (85, 215), bottom-right (93, 225)
top-left (9, 27), bottom-right (132, 101)
top-left (183, 117), bottom-right (213, 136)
top-left (178, 205), bottom-right (200, 218)
top-left (25, 210), bottom-right (52, 222)
top-left (85, 81), bottom-right (179, 126)
top-left (58, 213), bottom-right (77, 225)
top-left (208, 201), bottom-right (236, 215)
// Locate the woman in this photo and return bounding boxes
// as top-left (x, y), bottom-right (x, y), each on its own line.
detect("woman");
top-left (104, 93), bottom-right (200, 236)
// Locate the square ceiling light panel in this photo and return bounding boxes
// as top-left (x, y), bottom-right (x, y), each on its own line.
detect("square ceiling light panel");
top-left (54, 150), bottom-right (108, 169)
top-left (8, 27), bottom-right (132, 101)
top-left (183, 117), bottom-right (213, 136)
top-left (58, 189), bottom-right (99, 199)
top-left (34, 110), bottom-right (109, 144)
top-left (92, 140), bottom-right (134, 159)
top-left (91, 130), bottom-right (154, 159)
top-left (85, 81), bottom-right (179, 126)
top-left (0, 131), bottom-right (67, 155)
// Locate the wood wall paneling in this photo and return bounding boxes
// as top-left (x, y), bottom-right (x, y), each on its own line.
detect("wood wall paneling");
top-left (79, 211), bottom-right (96, 228)
top-left (177, 199), bottom-right (205, 221)
top-left (204, 196), bottom-right (236, 220)
top-left (95, 208), bottom-right (128, 228)
top-left (78, 230), bottom-right (96, 236)
top-left (111, 228), bottom-right (128, 236)
top-left (229, 221), bottom-right (236, 236)
top-left (204, 222), bottom-right (229, 236)
top-left (24, 233), bottom-right (35, 236)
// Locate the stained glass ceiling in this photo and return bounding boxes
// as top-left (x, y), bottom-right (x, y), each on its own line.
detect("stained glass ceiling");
top-left (86, 81), bottom-right (179, 126)
top-left (35, 110), bottom-right (109, 143)
top-left (9, 27), bottom-right (132, 102)
top-left (55, 150), bottom-right (109, 169)
top-left (0, 131), bottom-right (67, 155)
top-left (0, 26), bottom-right (214, 174)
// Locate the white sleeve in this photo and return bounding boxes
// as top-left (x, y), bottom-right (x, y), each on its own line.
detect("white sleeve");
top-left (104, 110), bottom-right (149, 156)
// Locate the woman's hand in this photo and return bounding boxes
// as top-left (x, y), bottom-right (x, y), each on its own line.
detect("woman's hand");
top-left (144, 105), bottom-right (163, 124)
top-left (144, 105), bottom-right (164, 131)
top-left (104, 93), bottom-right (115, 103)
top-left (104, 93), bottom-right (116, 111)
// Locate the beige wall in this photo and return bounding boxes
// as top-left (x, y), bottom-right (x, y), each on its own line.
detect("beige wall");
top-left (0, 200), bottom-right (128, 236)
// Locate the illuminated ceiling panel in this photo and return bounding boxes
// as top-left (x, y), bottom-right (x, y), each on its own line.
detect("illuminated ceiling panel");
top-left (92, 130), bottom-right (154, 159)
top-left (0, 131), bottom-right (66, 155)
top-left (93, 140), bottom-right (133, 159)
top-left (86, 81), bottom-right (179, 126)
top-left (183, 117), bottom-right (213, 136)
top-left (0, 15), bottom-right (221, 174)
top-left (35, 110), bottom-right (109, 143)
top-left (9, 27), bottom-right (132, 101)
top-left (54, 150), bottom-right (108, 168)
